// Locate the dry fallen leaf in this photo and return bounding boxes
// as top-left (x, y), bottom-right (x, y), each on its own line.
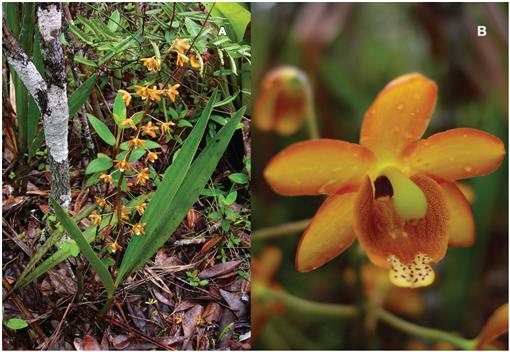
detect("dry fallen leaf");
top-left (82, 335), bottom-right (101, 350)
top-left (203, 302), bottom-right (222, 324)
top-left (199, 260), bottom-right (242, 279)
top-left (182, 305), bottom-right (204, 349)
top-left (219, 289), bottom-right (247, 319)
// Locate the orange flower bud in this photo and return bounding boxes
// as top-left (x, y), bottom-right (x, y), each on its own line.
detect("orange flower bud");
top-left (254, 66), bottom-right (312, 136)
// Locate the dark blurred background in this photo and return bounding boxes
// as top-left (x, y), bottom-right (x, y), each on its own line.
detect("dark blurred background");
top-left (252, 2), bottom-right (508, 349)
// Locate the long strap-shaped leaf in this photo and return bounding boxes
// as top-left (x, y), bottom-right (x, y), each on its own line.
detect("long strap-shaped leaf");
top-left (119, 106), bottom-right (246, 282)
top-left (116, 90), bottom-right (219, 286)
top-left (68, 73), bottom-right (98, 117)
top-left (11, 226), bottom-right (64, 293)
top-left (50, 198), bottom-right (115, 298)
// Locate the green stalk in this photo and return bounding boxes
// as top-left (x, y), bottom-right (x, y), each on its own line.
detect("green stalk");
top-left (259, 286), bottom-right (477, 350)
top-left (372, 306), bottom-right (476, 350)
top-left (252, 218), bottom-right (310, 241)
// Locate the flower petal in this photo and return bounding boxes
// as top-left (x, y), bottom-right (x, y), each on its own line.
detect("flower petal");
top-left (264, 139), bottom-right (376, 196)
top-left (296, 192), bottom-right (357, 272)
top-left (360, 73), bottom-right (438, 161)
top-left (476, 303), bottom-right (508, 349)
top-left (355, 175), bottom-right (449, 288)
top-left (401, 128), bottom-right (505, 181)
top-left (440, 182), bottom-right (475, 247)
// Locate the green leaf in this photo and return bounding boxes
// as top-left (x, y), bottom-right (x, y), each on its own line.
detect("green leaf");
top-left (151, 41), bottom-right (161, 62)
top-left (107, 10), bottom-right (121, 32)
top-left (50, 198), bottom-right (114, 298)
top-left (207, 3), bottom-right (250, 42)
top-left (116, 90), bottom-right (220, 285)
top-left (112, 91), bottom-right (126, 126)
top-left (87, 114), bottom-right (115, 146)
top-left (85, 153), bottom-right (113, 175)
top-left (11, 226), bottom-right (65, 293)
top-left (184, 17), bottom-right (202, 37)
top-left (228, 173), bottom-right (248, 184)
top-left (74, 55), bottom-right (97, 67)
top-left (211, 115), bottom-right (227, 126)
top-left (116, 148), bottom-right (146, 163)
top-left (177, 119), bottom-right (193, 128)
top-left (219, 322), bottom-right (235, 341)
top-left (98, 35), bottom-right (139, 66)
top-left (224, 191), bottom-right (237, 205)
top-left (4, 318), bottom-right (28, 330)
top-left (118, 106), bottom-right (246, 282)
top-left (68, 74), bottom-right (98, 117)
top-left (69, 23), bottom-right (94, 45)
top-left (214, 92), bottom-right (239, 108)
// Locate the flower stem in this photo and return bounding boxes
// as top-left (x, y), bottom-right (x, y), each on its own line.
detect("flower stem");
top-left (260, 286), bottom-right (476, 350)
top-left (252, 218), bottom-right (311, 241)
top-left (306, 103), bottom-right (320, 139)
top-left (370, 305), bottom-right (476, 350)
top-left (259, 286), bottom-right (357, 318)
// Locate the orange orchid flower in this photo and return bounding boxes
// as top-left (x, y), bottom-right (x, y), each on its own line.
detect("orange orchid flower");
top-left (99, 173), bottom-right (114, 186)
top-left (114, 159), bottom-right (132, 172)
top-left (121, 118), bottom-right (137, 130)
top-left (89, 212), bottom-right (102, 226)
top-left (145, 151), bottom-right (159, 163)
top-left (109, 241), bottom-right (122, 253)
top-left (140, 56), bottom-right (161, 71)
top-left (264, 73), bottom-right (505, 288)
top-left (190, 53), bottom-right (201, 69)
top-left (135, 202), bottom-right (146, 216)
top-left (252, 246), bottom-right (285, 338)
top-left (132, 222), bottom-right (146, 236)
top-left (254, 66), bottom-right (312, 136)
top-left (170, 38), bottom-right (191, 53)
top-left (133, 85), bottom-right (162, 102)
top-left (128, 137), bottom-right (145, 149)
top-left (159, 121), bottom-right (176, 135)
top-left (164, 84), bottom-right (180, 102)
top-left (176, 51), bottom-right (189, 67)
top-left (141, 121), bottom-right (159, 138)
top-left (120, 206), bottom-right (131, 220)
top-left (136, 167), bottom-right (150, 185)
top-left (95, 196), bottom-right (107, 209)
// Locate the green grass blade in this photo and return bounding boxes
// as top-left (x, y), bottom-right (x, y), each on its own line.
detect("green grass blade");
top-left (50, 198), bottom-right (114, 298)
top-left (68, 73), bottom-right (98, 117)
top-left (98, 35), bottom-right (139, 66)
top-left (11, 205), bottom-right (99, 292)
top-left (11, 226), bottom-right (64, 292)
top-left (15, 245), bottom-right (76, 291)
top-left (116, 90), bottom-right (219, 285)
top-left (119, 106), bottom-right (245, 282)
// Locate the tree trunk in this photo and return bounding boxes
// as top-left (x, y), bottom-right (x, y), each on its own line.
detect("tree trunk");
top-left (3, 3), bottom-right (71, 208)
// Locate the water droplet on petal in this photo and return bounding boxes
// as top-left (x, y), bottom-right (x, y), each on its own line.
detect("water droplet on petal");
top-left (464, 165), bottom-right (473, 173)
top-left (397, 103), bottom-right (404, 110)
